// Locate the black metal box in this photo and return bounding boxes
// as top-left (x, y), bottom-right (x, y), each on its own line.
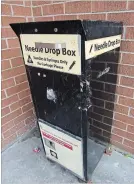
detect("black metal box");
top-left (11, 20), bottom-right (122, 182)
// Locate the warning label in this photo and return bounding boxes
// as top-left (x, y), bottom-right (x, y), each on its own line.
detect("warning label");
top-left (20, 34), bottom-right (81, 75)
top-left (41, 131), bottom-right (73, 150)
top-left (39, 121), bottom-right (84, 178)
top-left (27, 55), bottom-right (33, 63)
top-left (85, 35), bottom-right (121, 60)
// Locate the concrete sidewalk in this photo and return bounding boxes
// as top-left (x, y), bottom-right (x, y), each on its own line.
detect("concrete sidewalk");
top-left (2, 130), bottom-right (134, 184)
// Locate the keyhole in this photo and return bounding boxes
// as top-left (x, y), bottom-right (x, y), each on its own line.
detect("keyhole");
top-left (35, 28), bottom-right (38, 32)
top-left (54, 28), bottom-right (58, 32)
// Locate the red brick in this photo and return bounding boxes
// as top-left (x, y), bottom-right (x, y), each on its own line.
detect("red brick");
top-left (33, 7), bottom-right (42, 16)
top-left (2, 94), bottom-right (18, 107)
top-left (114, 112), bottom-right (134, 125)
top-left (130, 108), bottom-right (134, 117)
top-left (25, 121), bottom-right (35, 129)
top-left (119, 96), bottom-right (134, 107)
top-left (1, 120), bottom-right (14, 133)
top-left (92, 1), bottom-right (126, 12)
top-left (2, 134), bottom-right (17, 149)
top-left (16, 125), bottom-right (28, 136)
top-left (1, 107), bottom-right (10, 117)
top-left (8, 38), bottom-right (20, 48)
top-left (53, 0), bottom-right (64, 2)
top-left (10, 101), bottom-right (20, 112)
top-left (124, 139), bottom-right (134, 148)
top-left (2, 40), bottom-right (7, 49)
top-left (34, 16), bottom-right (53, 21)
top-left (90, 125), bottom-right (102, 135)
top-left (22, 102), bottom-right (33, 113)
top-left (126, 132), bottom-right (134, 141)
top-left (2, 66), bottom-right (25, 80)
top-left (3, 126), bottom-right (17, 139)
top-left (108, 12), bottom-right (134, 26)
top-left (121, 41), bottom-right (134, 53)
top-left (18, 88), bottom-right (31, 99)
top-left (2, 78), bottom-right (15, 89)
top-left (111, 140), bottom-right (134, 154)
top-left (12, 5), bottom-right (31, 16)
top-left (1, 28), bottom-right (16, 38)
top-left (111, 134), bottom-right (123, 143)
top-left (6, 81), bottom-right (29, 96)
top-left (103, 130), bottom-right (111, 138)
top-left (11, 57), bottom-right (24, 67)
top-left (2, 48), bottom-right (21, 60)
top-left (113, 120), bottom-right (127, 130)
top-left (24, 1), bottom-right (31, 6)
top-left (65, 1), bottom-right (91, 13)
top-left (32, 1), bottom-right (52, 6)
top-left (114, 104), bottom-right (129, 115)
top-left (15, 121), bottom-right (25, 131)
top-left (15, 74), bottom-right (27, 84)
top-left (43, 3), bottom-right (64, 15)
top-left (116, 86), bottom-right (133, 97)
top-left (127, 125), bottom-right (134, 134)
top-left (14, 109), bottom-right (33, 125)
top-left (1, 60), bottom-right (11, 71)
top-left (78, 14), bottom-right (106, 20)
top-left (5, 121), bottom-right (25, 137)
top-left (116, 75), bottom-right (120, 85)
top-left (121, 53), bottom-right (134, 65)
top-left (1, 4), bottom-right (12, 15)
top-left (27, 17), bottom-right (33, 22)
top-left (2, 16), bottom-right (26, 26)
top-left (120, 76), bottom-right (134, 88)
top-left (112, 127), bottom-right (126, 137)
top-left (25, 114), bottom-right (36, 125)
top-left (128, 1), bottom-right (134, 10)
top-left (2, 108), bottom-right (22, 125)
top-left (125, 27), bottom-right (134, 40)
top-left (1, 90), bottom-right (6, 99)
top-left (118, 64), bottom-right (134, 77)
top-left (3, 1), bottom-right (24, 5)
top-left (19, 95), bottom-right (31, 106)
top-left (54, 15), bottom-right (77, 21)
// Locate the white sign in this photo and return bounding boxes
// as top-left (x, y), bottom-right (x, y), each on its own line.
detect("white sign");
top-left (20, 34), bottom-right (81, 75)
top-left (85, 35), bottom-right (121, 60)
top-left (39, 121), bottom-right (84, 179)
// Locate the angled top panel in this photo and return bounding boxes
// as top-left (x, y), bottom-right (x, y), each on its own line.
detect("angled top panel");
top-left (10, 20), bottom-right (85, 37)
top-left (82, 20), bottom-right (123, 40)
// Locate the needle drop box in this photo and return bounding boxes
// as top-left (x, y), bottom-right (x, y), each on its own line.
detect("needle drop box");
top-left (11, 20), bottom-right (122, 182)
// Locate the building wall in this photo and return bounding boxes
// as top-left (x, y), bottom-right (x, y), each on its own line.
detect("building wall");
top-left (1, 0), bottom-right (36, 149)
top-left (1, 0), bottom-right (134, 154)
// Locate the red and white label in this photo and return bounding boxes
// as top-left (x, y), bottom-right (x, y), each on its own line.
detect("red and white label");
top-left (39, 121), bottom-right (84, 179)
top-left (41, 131), bottom-right (73, 150)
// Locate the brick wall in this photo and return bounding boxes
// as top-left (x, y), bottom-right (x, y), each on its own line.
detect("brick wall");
top-left (1, 0), bottom-right (134, 154)
top-left (1, 0), bottom-right (36, 149)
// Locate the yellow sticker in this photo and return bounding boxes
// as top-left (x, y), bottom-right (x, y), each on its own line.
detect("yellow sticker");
top-left (85, 35), bottom-right (121, 60)
top-left (20, 34), bottom-right (81, 75)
